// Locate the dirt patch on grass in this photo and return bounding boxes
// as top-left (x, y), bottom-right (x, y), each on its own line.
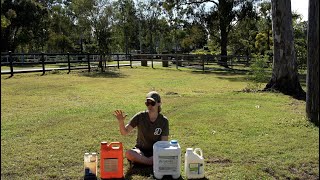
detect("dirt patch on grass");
top-left (262, 167), bottom-right (279, 179)
top-left (165, 91), bottom-right (179, 95)
top-left (262, 162), bottom-right (319, 180)
top-left (79, 69), bottom-right (126, 78)
top-left (288, 163), bottom-right (319, 180)
top-left (206, 157), bottom-right (232, 164)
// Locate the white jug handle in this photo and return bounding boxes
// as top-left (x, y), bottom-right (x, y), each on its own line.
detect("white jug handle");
top-left (194, 148), bottom-right (203, 157)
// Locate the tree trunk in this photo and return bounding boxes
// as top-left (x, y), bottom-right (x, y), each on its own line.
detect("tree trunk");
top-left (218, 0), bottom-right (229, 68)
top-left (264, 0), bottom-right (306, 100)
top-left (219, 24), bottom-right (229, 68)
top-left (306, 0), bottom-right (319, 126)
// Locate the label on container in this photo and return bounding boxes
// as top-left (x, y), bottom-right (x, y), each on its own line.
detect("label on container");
top-left (84, 167), bottom-right (91, 176)
top-left (104, 158), bottom-right (118, 172)
top-left (158, 156), bottom-right (178, 172)
top-left (84, 162), bottom-right (97, 175)
top-left (189, 163), bottom-right (202, 174)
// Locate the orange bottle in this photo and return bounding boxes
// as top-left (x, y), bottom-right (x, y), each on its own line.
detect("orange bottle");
top-left (100, 142), bottom-right (123, 179)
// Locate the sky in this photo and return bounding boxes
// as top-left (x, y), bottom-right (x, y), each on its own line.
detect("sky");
top-left (291, 0), bottom-right (309, 21)
top-left (204, 0), bottom-right (309, 21)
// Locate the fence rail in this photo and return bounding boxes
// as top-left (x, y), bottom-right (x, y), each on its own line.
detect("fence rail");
top-left (1, 51), bottom-right (253, 76)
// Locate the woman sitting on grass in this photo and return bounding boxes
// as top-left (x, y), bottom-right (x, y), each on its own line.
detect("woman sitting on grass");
top-left (114, 91), bottom-right (169, 165)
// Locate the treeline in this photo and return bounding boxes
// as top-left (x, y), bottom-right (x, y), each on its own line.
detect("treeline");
top-left (1, 0), bottom-right (307, 68)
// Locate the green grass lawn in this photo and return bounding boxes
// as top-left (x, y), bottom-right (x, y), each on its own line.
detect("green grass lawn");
top-left (1, 65), bottom-right (318, 180)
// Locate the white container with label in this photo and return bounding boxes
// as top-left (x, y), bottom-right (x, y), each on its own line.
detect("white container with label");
top-left (185, 148), bottom-right (205, 179)
top-left (153, 140), bottom-right (181, 179)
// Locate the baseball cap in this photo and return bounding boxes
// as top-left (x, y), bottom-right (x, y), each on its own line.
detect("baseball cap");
top-left (146, 91), bottom-right (161, 103)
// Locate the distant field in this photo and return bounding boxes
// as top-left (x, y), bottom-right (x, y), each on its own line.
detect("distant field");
top-left (1, 65), bottom-right (318, 179)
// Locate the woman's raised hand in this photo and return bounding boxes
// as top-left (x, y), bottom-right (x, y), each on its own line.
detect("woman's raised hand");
top-left (113, 109), bottom-right (127, 122)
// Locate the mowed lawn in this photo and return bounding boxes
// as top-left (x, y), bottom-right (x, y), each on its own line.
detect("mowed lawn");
top-left (1, 65), bottom-right (319, 179)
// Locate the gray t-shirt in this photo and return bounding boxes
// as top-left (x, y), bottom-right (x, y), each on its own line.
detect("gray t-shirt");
top-left (128, 111), bottom-right (169, 151)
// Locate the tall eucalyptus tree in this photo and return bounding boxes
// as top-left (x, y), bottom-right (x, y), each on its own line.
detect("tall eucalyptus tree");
top-left (71, 0), bottom-right (113, 53)
top-left (111, 0), bottom-right (139, 53)
top-left (264, 0), bottom-right (305, 100)
top-left (165, 0), bottom-right (258, 67)
top-left (306, 0), bottom-right (319, 125)
top-left (258, 1), bottom-right (272, 52)
top-left (1, 0), bottom-right (48, 52)
top-left (135, 0), bottom-right (164, 54)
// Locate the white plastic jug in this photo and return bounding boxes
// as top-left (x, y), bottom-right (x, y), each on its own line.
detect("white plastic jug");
top-left (153, 140), bottom-right (181, 179)
top-left (185, 148), bottom-right (205, 179)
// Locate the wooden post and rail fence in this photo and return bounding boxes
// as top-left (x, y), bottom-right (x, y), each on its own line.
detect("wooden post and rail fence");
top-left (1, 51), bottom-right (254, 76)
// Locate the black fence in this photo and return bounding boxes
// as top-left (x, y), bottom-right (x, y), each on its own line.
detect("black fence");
top-left (1, 51), bottom-right (253, 76)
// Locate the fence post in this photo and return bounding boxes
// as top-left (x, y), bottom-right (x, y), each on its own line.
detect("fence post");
top-left (117, 54), bottom-right (120, 69)
top-left (41, 52), bottom-right (45, 75)
top-left (9, 51), bottom-right (13, 77)
top-left (130, 54), bottom-right (132, 68)
top-left (104, 54), bottom-right (107, 69)
top-left (99, 54), bottom-right (103, 72)
top-left (67, 52), bottom-right (70, 74)
top-left (151, 54), bottom-right (154, 69)
top-left (87, 53), bottom-right (90, 72)
top-left (141, 54), bottom-right (148, 66)
top-left (175, 54), bottom-right (178, 70)
top-left (202, 56), bottom-right (205, 72)
top-left (162, 54), bottom-right (168, 67)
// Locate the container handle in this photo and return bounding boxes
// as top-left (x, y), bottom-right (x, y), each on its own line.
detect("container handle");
top-left (194, 148), bottom-right (203, 157)
top-left (109, 142), bottom-right (123, 149)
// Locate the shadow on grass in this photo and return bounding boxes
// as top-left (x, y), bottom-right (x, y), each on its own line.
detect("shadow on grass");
top-left (12, 64), bottom-right (40, 68)
top-left (124, 164), bottom-right (209, 180)
top-left (3, 75), bottom-right (13, 79)
top-left (190, 66), bottom-right (308, 86)
top-left (78, 69), bottom-right (128, 78)
top-left (188, 66), bottom-right (250, 82)
top-left (124, 165), bottom-right (154, 180)
top-left (190, 66), bottom-right (249, 76)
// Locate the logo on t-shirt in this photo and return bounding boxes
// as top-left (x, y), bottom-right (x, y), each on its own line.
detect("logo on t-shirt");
top-left (154, 128), bottom-right (162, 135)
